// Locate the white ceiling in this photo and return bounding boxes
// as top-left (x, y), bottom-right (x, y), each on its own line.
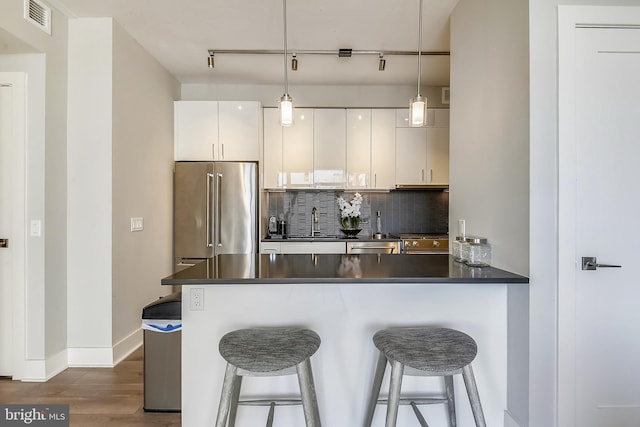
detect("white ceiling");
top-left (51, 0), bottom-right (457, 87)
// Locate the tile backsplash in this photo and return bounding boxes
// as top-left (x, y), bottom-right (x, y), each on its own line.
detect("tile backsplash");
top-left (266, 190), bottom-right (449, 237)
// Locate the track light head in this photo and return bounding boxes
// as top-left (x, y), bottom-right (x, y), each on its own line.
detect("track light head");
top-left (207, 50), bottom-right (215, 69)
top-left (378, 54), bottom-right (386, 71)
top-left (291, 54), bottom-right (298, 71)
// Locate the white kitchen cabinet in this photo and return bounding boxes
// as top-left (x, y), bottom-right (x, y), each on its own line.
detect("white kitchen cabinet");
top-left (263, 108), bottom-right (283, 188)
top-left (218, 101), bottom-right (260, 161)
top-left (395, 108), bottom-right (447, 128)
top-left (346, 109), bottom-right (371, 188)
top-left (426, 127), bottom-right (450, 185)
top-left (314, 109), bottom-right (346, 187)
top-left (280, 241), bottom-right (346, 254)
top-left (395, 127), bottom-right (428, 185)
top-left (283, 109), bottom-right (314, 187)
top-left (260, 242), bottom-right (281, 254)
top-left (175, 101), bottom-right (260, 161)
top-left (371, 109), bottom-right (396, 189)
top-left (174, 101), bottom-right (218, 160)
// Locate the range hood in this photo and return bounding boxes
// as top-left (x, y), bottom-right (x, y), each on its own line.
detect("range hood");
top-left (395, 184), bottom-right (449, 190)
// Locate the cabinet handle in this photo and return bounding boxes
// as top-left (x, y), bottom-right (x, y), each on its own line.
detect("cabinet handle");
top-left (212, 143), bottom-right (216, 159)
top-left (421, 169), bottom-right (425, 182)
top-left (374, 173), bottom-right (377, 188)
top-left (221, 143), bottom-right (225, 159)
top-left (430, 168), bottom-right (433, 183)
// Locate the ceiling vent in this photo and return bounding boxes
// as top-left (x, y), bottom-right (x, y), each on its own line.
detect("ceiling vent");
top-left (24, 0), bottom-right (51, 35)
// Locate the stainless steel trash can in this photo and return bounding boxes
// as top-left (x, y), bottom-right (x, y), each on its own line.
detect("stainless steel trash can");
top-left (142, 292), bottom-right (182, 412)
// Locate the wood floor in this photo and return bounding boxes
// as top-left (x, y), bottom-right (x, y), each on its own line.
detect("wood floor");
top-left (0, 347), bottom-right (181, 426)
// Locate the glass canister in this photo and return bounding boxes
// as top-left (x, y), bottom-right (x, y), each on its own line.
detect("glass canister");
top-left (465, 237), bottom-right (491, 267)
top-left (452, 236), bottom-right (466, 262)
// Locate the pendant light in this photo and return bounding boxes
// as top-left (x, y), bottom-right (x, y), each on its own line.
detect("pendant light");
top-left (279, 0), bottom-right (293, 127)
top-left (409, 0), bottom-right (427, 127)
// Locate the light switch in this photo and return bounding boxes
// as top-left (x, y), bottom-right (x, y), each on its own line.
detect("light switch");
top-left (130, 217), bottom-right (144, 232)
top-left (30, 220), bottom-right (42, 237)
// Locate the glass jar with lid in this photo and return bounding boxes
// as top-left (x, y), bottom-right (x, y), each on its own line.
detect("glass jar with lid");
top-left (452, 236), bottom-right (466, 262)
top-left (465, 237), bottom-right (491, 267)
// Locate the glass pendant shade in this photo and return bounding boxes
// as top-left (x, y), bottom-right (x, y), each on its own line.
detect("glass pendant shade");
top-left (409, 95), bottom-right (427, 127)
top-left (279, 94), bottom-right (293, 126)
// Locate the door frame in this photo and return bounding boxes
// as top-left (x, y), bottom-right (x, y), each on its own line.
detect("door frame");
top-left (557, 6), bottom-right (640, 427)
top-left (0, 72), bottom-right (26, 380)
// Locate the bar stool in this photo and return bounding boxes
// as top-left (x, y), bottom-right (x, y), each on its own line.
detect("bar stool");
top-left (363, 327), bottom-right (486, 427)
top-left (215, 327), bottom-right (322, 427)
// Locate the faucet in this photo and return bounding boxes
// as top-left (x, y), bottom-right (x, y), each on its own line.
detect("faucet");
top-left (311, 207), bottom-right (318, 237)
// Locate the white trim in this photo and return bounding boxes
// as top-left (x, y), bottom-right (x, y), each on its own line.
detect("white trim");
top-left (113, 328), bottom-right (142, 365)
top-left (557, 6), bottom-right (640, 427)
top-left (67, 328), bottom-right (142, 368)
top-left (0, 73), bottom-right (26, 381)
top-left (20, 349), bottom-right (68, 382)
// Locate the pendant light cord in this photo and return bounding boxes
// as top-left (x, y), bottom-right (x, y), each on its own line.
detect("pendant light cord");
top-left (416, 0), bottom-right (423, 97)
top-left (283, 0), bottom-right (289, 96)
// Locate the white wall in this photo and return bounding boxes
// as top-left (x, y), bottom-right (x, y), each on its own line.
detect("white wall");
top-left (111, 21), bottom-right (179, 358)
top-left (67, 17), bottom-right (179, 366)
top-left (450, 0), bottom-right (529, 425)
top-left (0, 0), bottom-right (69, 378)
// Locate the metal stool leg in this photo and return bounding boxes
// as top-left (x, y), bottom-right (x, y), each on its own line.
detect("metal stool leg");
top-left (297, 358), bottom-right (321, 427)
top-left (444, 375), bottom-right (457, 427)
top-left (266, 401), bottom-right (276, 427)
top-left (216, 363), bottom-right (239, 427)
top-left (385, 360), bottom-right (404, 427)
top-left (363, 352), bottom-right (388, 427)
top-left (461, 364), bottom-right (486, 427)
top-left (227, 375), bottom-right (243, 427)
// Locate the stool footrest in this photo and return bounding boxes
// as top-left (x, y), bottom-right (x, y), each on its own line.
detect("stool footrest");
top-left (238, 399), bottom-right (302, 406)
top-left (377, 397), bottom-right (448, 405)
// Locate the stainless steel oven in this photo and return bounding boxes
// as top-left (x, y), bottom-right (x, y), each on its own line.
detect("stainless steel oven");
top-left (394, 234), bottom-right (449, 254)
top-left (346, 241), bottom-right (401, 254)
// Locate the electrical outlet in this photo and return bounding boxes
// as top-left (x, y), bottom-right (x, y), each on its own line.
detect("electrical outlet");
top-left (190, 288), bottom-right (204, 311)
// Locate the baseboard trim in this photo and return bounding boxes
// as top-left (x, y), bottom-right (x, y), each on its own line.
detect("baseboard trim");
top-left (113, 328), bottom-right (142, 365)
top-left (504, 410), bottom-right (525, 427)
top-left (67, 328), bottom-right (143, 368)
top-left (20, 349), bottom-right (69, 382)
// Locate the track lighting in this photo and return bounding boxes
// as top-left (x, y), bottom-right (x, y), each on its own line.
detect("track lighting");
top-left (291, 53), bottom-right (298, 71)
top-left (409, 0), bottom-right (427, 126)
top-left (378, 54), bottom-right (386, 71)
top-left (207, 50), bottom-right (214, 69)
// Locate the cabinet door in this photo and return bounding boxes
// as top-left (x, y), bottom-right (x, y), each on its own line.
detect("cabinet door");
top-left (395, 127), bottom-right (428, 185)
top-left (314, 109), bottom-right (346, 187)
top-left (427, 127), bottom-right (449, 184)
top-left (218, 101), bottom-right (260, 161)
top-left (371, 109), bottom-right (396, 189)
top-left (283, 109), bottom-right (314, 187)
top-left (396, 108), bottom-right (437, 128)
top-left (260, 242), bottom-right (281, 254)
top-left (280, 242), bottom-right (346, 254)
top-left (263, 108), bottom-right (283, 188)
top-left (346, 109), bottom-right (371, 188)
top-left (174, 101), bottom-right (218, 160)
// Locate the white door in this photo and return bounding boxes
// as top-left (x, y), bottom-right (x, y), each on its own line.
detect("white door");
top-left (558, 7), bottom-right (640, 427)
top-left (0, 73), bottom-right (25, 378)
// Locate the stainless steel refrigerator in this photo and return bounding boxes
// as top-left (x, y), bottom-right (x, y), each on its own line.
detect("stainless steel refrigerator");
top-left (173, 161), bottom-right (258, 271)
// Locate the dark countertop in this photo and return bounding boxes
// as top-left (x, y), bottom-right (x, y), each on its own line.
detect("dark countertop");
top-left (262, 235), bottom-right (402, 242)
top-left (161, 254), bottom-right (528, 285)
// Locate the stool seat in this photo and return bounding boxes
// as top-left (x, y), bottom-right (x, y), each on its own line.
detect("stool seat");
top-left (373, 327), bottom-right (477, 373)
top-left (219, 327), bottom-right (321, 373)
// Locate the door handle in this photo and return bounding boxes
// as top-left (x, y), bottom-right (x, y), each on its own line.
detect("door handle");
top-left (581, 256), bottom-right (622, 271)
top-left (206, 173), bottom-right (214, 248)
top-left (0, 238), bottom-right (8, 248)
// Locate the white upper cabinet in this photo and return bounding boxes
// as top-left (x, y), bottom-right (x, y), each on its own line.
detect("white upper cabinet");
top-left (371, 109), bottom-right (396, 189)
top-left (346, 109), bottom-right (371, 188)
top-left (174, 101), bottom-right (218, 161)
top-left (395, 127), bottom-right (428, 185)
top-left (283, 108), bottom-right (314, 187)
top-left (426, 127), bottom-right (449, 185)
top-left (263, 108), bottom-right (283, 188)
top-left (313, 109), bottom-right (346, 187)
top-left (174, 101), bottom-right (260, 161)
top-left (218, 101), bottom-right (260, 161)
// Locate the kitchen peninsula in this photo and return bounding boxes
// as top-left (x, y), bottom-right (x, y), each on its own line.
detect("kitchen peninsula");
top-left (162, 254), bottom-right (528, 427)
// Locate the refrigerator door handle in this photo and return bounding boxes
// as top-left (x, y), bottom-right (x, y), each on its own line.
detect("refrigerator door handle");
top-left (206, 173), bottom-right (214, 248)
top-left (216, 173), bottom-right (223, 247)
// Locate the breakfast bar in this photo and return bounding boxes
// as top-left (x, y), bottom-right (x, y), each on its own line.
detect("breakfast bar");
top-left (162, 254), bottom-right (528, 427)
